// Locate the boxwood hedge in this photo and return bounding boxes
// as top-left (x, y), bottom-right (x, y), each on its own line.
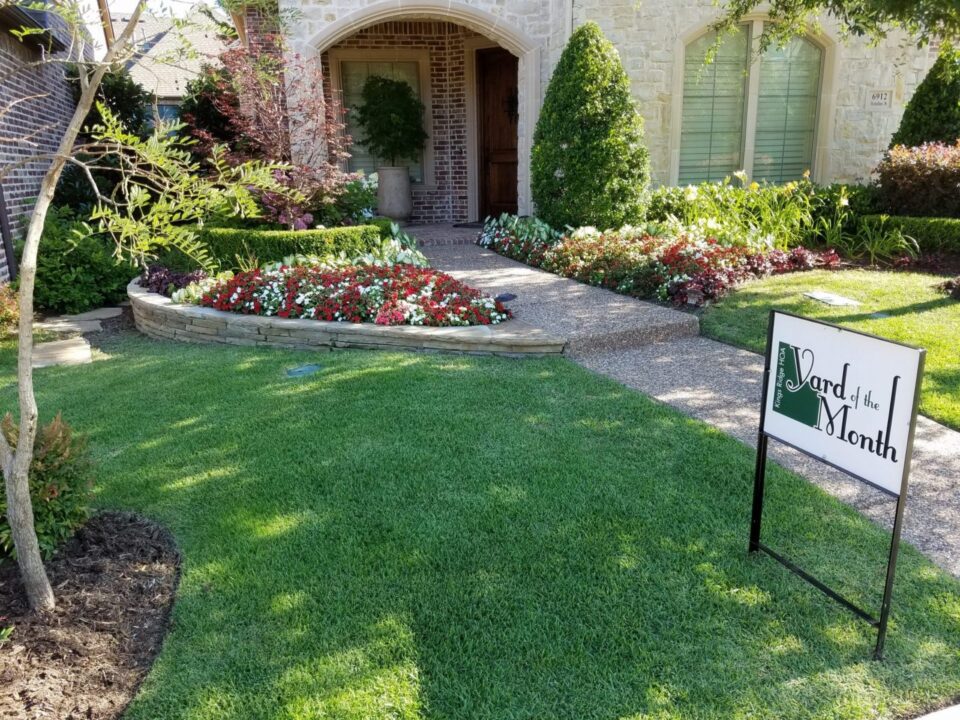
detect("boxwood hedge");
top-left (164, 224), bottom-right (384, 270)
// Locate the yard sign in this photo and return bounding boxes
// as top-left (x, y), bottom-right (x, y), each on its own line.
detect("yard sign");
top-left (750, 311), bottom-right (925, 659)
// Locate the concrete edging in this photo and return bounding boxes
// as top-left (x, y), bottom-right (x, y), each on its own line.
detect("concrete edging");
top-left (127, 279), bottom-right (566, 356)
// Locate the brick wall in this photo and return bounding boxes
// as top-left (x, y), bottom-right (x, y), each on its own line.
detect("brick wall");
top-left (0, 29), bottom-right (76, 281)
top-left (322, 21), bottom-right (481, 224)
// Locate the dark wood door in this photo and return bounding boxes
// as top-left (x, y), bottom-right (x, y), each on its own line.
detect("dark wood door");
top-left (477, 47), bottom-right (519, 219)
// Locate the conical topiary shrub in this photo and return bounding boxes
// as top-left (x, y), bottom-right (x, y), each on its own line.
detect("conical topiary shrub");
top-left (890, 42), bottom-right (960, 147)
top-left (531, 22), bottom-right (649, 230)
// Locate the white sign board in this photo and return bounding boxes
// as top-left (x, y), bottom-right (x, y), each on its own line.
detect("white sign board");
top-left (763, 312), bottom-right (924, 496)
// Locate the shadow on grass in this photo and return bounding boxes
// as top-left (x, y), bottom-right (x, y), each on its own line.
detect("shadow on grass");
top-left (7, 335), bottom-right (960, 720)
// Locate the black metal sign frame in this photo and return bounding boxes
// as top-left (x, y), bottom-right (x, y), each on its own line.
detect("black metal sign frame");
top-left (749, 310), bottom-right (925, 660)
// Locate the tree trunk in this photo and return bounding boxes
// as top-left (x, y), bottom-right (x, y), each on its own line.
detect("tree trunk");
top-left (1, 1), bottom-right (147, 612)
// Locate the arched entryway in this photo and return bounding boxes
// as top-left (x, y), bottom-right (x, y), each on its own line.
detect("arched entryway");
top-left (294, 1), bottom-right (541, 223)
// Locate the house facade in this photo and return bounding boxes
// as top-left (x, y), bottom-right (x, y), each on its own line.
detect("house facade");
top-left (0, 5), bottom-right (77, 280)
top-left (277, 0), bottom-right (934, 225)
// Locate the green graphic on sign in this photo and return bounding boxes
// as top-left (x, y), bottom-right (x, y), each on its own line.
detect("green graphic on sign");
top-left (772, 341), bottom-right (820, 428)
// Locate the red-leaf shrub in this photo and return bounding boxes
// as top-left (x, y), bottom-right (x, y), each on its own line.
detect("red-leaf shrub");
top-left (875, 142), bottom-right (960, 218)
top-left (141, 266), bottom-right (207, 297)
top-left (200, 264), bottom-right (511, 326)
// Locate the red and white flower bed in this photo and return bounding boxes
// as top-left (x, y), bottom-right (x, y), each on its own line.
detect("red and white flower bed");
top-left (200, 264), bottom-right (512, 327)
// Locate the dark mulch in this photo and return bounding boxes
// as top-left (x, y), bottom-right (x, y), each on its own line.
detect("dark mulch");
top-left (0, 512), bottom-right (180, 719)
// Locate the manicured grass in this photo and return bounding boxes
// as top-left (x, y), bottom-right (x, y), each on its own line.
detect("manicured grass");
top-left (701, 269), bottom-right (960, 431)
top-left (2, 334), bottom-right (960, 719)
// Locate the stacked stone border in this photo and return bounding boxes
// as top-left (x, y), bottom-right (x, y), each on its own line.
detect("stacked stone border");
top-left (128, 280), bottom-right (566, 356)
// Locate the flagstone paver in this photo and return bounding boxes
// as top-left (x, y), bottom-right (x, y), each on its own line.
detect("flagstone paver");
top-left (36, 306), bottom-right (124, 335)
top-left (32, 337), bottom-right (93, 368)
top-left (419, 228), bottom-right (960, 578)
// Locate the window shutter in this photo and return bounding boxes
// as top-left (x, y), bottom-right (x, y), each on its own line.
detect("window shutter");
top-left (679, 28), bottom-right (750, 185)
top-left (753, 37), bottom-right (822, 183)
top-left (341, 60), bottom-right (424, 183)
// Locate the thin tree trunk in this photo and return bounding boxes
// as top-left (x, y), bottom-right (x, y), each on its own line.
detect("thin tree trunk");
top-left (1, 2), bottom-right (147, 611)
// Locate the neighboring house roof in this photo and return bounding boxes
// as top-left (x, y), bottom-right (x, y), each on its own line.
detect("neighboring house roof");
top-left (112, 10), bottom-right (227, 102)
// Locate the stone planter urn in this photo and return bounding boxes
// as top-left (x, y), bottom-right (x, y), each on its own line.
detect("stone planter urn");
top-left (376, 166), bottom-right (413, 222)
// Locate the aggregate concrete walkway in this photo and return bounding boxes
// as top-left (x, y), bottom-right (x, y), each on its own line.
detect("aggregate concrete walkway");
top-left (418, 226), bottom-right (960, 579)
top-left (421, 239), bottom-right (698, 353)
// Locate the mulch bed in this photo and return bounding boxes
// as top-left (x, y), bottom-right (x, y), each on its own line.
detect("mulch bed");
top-left (0, 512), bottom-right (180, 719)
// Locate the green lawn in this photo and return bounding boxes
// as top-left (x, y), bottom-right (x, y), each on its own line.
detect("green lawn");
top-left (3, 334), bottom-right (960, 719)
top-left (701, 269), bottom-right (960, 431)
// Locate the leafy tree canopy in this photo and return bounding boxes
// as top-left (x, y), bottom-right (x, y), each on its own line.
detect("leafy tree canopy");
top-left (716, 0), bottom-right (960, 48)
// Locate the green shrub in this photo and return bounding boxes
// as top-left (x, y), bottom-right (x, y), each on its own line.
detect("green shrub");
top-left (56, 68), bottom-right (153, 209)
top-left (832, 215), bottom-right (920, 265)
top-left (875, 142), bottom-right (960, 218)
top-left (646, 178), bottom-right (817, 250)
top-left (861, 215), bottom-right (960, 254)
top-left (0, 413), bottom-right (94, 560)
top-left (314, 176), bottom-right (379, 227)
top-left (0, 284), bottom-right (17, 336)
top-left (531, 22), bottom-right (650, 230)
top-left (19, 207), bottom-right (137, 314)
top-left (183, 225), bottom-right (383, 270)
top-left (890, 42), bottom-right (960, 147)
top-left (368, 217), bottom-right (395, 240)
top-left (70, 65), bottom-right (152, 138)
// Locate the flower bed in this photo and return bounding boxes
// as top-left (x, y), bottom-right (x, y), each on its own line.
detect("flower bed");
top-left (478, 218), bottom-right (841, 306)
top-left (199, 264), bottom-right (511, 326)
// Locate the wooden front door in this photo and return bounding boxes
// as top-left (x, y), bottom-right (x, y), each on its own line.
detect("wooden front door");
top-left (477, 47), bottom-right (519, 219)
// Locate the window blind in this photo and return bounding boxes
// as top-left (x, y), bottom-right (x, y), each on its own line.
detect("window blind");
top-left (678, 28), bottom-right (749, 185)
top-left (752, 37), bottom-right (822, 183)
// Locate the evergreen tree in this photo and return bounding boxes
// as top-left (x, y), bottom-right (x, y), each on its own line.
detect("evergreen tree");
top-left (531, 22), bottom-right (649, 230)
top-left (891, 42), bottom-right (960, 147)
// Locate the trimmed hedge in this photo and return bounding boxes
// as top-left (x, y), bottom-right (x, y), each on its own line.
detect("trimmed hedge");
top-left (174, 225), bottom-right (383, 270)
top-left (531, 22), bottom-right (649, 230)
top-left (860, 215), bottom-right (960, 254)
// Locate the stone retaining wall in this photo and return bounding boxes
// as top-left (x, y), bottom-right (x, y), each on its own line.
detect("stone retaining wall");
top-left (128, 280), bottom-right (565, 356)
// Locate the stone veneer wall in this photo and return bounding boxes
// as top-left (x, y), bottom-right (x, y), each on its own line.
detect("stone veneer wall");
top-left (128, 279), bottom-right (566, 355)
top-left (321, 21), bottom-right (482, 224)
top-left (0, 28), bottom-right (77, 280)
top-left (574, 0), bottom-right (936, 185)
top-left (279, 0), bottom-right (932, 212)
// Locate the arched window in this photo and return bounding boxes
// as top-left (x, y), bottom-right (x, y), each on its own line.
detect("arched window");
top-left (678, 24), bottom-right (824, 184)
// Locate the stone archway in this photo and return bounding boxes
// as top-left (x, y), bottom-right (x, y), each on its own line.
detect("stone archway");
top-left (292, 0), bottom-right (543, 218)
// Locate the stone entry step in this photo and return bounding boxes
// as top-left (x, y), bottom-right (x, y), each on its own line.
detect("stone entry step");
top-left (422, 241), bottom-right (698, 353)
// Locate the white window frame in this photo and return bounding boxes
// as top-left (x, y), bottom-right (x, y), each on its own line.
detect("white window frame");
top-left (328, 48), bottom-right (436, 189)
top-left (669, 18), bottom-right (838, 185)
